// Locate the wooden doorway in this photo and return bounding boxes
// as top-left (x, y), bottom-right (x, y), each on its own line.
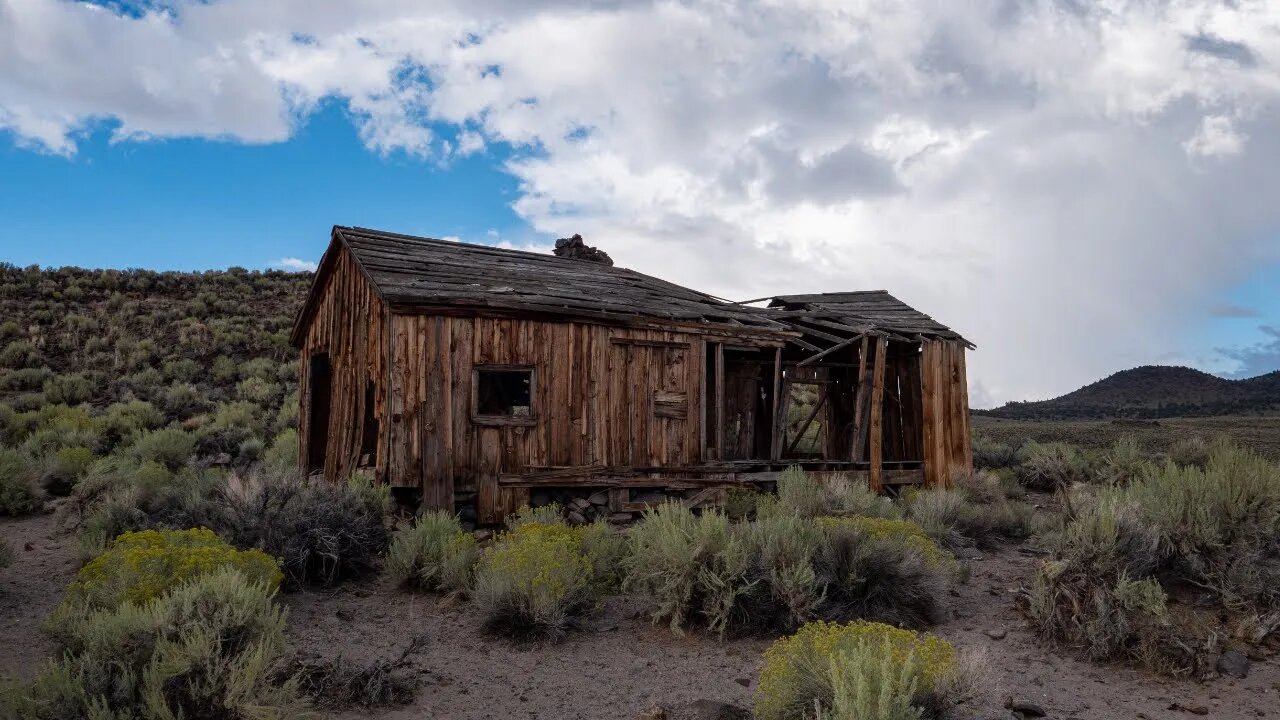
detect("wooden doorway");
top-left (307, 352), bottom-right (331, 473)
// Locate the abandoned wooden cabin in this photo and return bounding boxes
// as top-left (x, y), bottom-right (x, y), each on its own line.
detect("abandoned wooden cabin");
top-left (290, 226), bottom-right (974, 524)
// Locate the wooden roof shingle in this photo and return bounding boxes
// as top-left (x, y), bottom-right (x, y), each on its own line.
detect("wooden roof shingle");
top-left (766, 291), bottom-right (970, 346)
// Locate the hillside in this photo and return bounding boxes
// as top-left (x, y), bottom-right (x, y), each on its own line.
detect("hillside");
top-left (980, 365), bottom-right (1280, 420)
top-left (0, 263), bottom-right (311, 467)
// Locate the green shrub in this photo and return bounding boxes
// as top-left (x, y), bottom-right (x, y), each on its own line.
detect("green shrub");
top-left (508, 502), bottom-right (565, 529)
top-left (38, 446), bottom-right (95, 497)
top-left (0, 448), bottom-right (41, 516)
top-left (159, 382), bottom-right (205, 419)
top-left (230, 472), bottom-right (390, 589)
top-left (1167, 436), bottom-right (1211, 468)
top-left (263, 428), bottom-right (299, 470)
top-left (77, 465), bottom-right (229, 558)
top-left (4, 569), bottom-right (304, 719)
top-left (777, 465), bottom-right (826, 518)
top-left (41, 373), bottom-right (96, 405)
top-left (724, 486), bottom-right (764, 520)
top-left (624, 502), bottom-right (750, 635)
top-left (131, 426), bottom-right (196, 469)
top-left (814, 518), bottom-right (952, 629)
top-left (905, 481), bottom-right (1034, 550)
top-left (1097, 436), bottom-right (1153, 486)
top-left (472, 522), bottom-right (594, 640)
top-left (755, 621), bottom-right (964, 720)
top-left (61, 527), bottom-right (282, 610)
top-left (0, 339), bottom-right (38, 368)
top-left (0, 367), bottom-right (52, 392)
top-left (386, 510), bottom-right (477, 593)
top-left (823, 476), bottom-right (902, 519)
top-left (971, 435), bottom-right (1019, 470)
top-left (237, 377), bottom-right (281, 404)
top-left (1017, 442), bottom-right (1090, 491)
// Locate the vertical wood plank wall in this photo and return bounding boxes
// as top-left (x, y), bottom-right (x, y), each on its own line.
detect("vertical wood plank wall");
top-left (920, 339), bottom-right (973, 487)
top-left (386, 316), bottom-right (709, 523)
top-left (296, 246), bottom-right (388, 483)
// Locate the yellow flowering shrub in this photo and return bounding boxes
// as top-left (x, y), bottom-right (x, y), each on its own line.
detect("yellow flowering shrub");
top-left (755, 620), bottom-right (958, 720)
top-left (66, 527), bottom-right (282, 609)
top-left (817, 516), bottom-right (954, 570)
top-left (472, 523), bottom-right (593, 639)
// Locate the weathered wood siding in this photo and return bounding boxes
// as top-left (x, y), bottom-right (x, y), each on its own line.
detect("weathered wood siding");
top-left (297, 245), bottom-right (388, 482)
top-left (386, 316), bottom-right (708, 522)
top-left (920, 339), bottom-right (973, 487)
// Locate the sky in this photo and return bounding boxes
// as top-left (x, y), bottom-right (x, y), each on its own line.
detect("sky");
top-left (1, 0), bottom-right (1279, 407)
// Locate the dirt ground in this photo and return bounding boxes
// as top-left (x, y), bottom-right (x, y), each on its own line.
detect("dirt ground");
top-left (3, 511), bottom-right (1279, 719)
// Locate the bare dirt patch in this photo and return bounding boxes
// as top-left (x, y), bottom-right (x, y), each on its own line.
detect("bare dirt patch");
top-left (3, 511), bottom-right (1279, 719)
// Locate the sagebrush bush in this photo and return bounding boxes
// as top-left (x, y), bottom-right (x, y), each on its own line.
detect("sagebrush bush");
top-left (0, 447), bottom-right (41, 516)
top-left (755, 621), bottom-right (964, 720)
top-left (1167, 436), bottom-right (1211, 468)
top-left (508, 502), bottom-right (565, 529)
top-left (61, 527), bottom-right (282, 610)
top-left (231, 472), bottom-right (390, 589)
top-left (971, 435), bottom-right (1019, 469)
top-left (823, 476), bottom-right (903, 519)
top-left (624, 502), bottom-right (751, 635)
top-left (814, 518), bottom-right (951, 628)
top-left (777, 465), bottom-right (826, 518)
top-left (1096, 436), bottom-right (1153, 486)
top-left (1017, 442), bottom-right (1091, 491)
top-left (626, 504), bottom-right (954, 636)
top-left (77, 464), bottom-right (230, 558)
top-left (472, 522), bottom-right (594, 640)
top-left (386, 510), bottom-right (477, 593)
top-left (130, 426), bottom-right (197, 469)
top-left (905, 480), bottom-right (1035, 549)
top-left (3, 569), bottom-right (305, 720)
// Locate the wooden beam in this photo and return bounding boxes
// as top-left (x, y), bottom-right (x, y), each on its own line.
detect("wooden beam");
top-left (868, 336), bottom-right (887, 493)
top-left (850, 336), bottom-right (871, 462)
top-left (796, 333), bottom-right (866, 367)
top-left (714, 342), bottom-right (725, 461)
top-left (770, 347), bottom-right (782, 461)
top-left (786, 386), bottom-right (828, 456)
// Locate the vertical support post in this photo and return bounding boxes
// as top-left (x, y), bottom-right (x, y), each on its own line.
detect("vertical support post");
top-left (868, 336), bottom-right (888, 492)
top-left (714, 342), bottom-right (725, 462)
top-left (699, 340), bottom-right (708, 461)
top-left (851, 336), bottom-right (872, 462)
top-left (770, 346), bottom-right (782, 461)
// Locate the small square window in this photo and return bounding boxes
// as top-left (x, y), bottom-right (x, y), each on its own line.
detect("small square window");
top-left (473, 366), bottom-right (535, 424)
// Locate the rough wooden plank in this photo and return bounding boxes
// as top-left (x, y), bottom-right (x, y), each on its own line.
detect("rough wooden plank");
top-left (868, 336), bottom-right (887, 493)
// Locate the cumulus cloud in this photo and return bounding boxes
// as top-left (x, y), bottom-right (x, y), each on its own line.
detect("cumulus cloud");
top-left (1219, 326), bottom-right (1280, 380)
top-left (273, 257), bottom-right (318, 272)
top-left (4, 0), bottom-right (1280, 403)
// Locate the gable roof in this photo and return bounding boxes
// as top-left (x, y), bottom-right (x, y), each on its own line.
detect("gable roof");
top-left (289, 226), bottom-right (787, 345)
top-left (290, 226), bottom-right (970, 350)
top-left (766, 291), bottom-right (970, 347)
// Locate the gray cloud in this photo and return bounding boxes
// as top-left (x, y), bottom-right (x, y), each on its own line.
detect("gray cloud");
top-left (1219, 326), bottom-right (1280, 379)
top-left (1186, 33), bottom-right (1257, 67)
top-left (1209, 302), bottom-right (1261, 318)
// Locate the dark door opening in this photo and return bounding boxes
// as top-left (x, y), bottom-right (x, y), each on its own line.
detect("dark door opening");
top-left (359, 379), bottom-right (379, 467)
top-left (307, 352), bottom-right (331, 473)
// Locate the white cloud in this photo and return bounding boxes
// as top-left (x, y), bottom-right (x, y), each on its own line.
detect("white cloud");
top-left (5, 0), bottom-right (1280, 404)
top-left (1183, 114), bottom-right (1246, 159)
top-left (273, 257), bottom-right (318, 272)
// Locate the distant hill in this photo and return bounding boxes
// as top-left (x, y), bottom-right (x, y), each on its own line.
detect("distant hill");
top-left (978, 365), bottom-right (1280, 420)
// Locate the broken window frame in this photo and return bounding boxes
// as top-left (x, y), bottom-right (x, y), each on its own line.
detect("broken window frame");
top-left (471, 364), bottom-right (537, 426)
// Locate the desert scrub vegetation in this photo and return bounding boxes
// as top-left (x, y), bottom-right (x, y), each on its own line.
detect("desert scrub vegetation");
top-left (472, 521), bottom-right (597, 640)
top-left (625, 498), bottom-right (957, 637)
top-left (1, 568), bottom-right (305, 720)
top-left (1016, 441), bottom-right (1094, 491)
top-left (904, 471), bottom-right (1036, 549)
top-left (386, 509), bottom-right (478, 593)
top-left (228, 472), bottom-right (391, 589)
top-left (1030, 442), bottom-right (1280, 674)
top-left (0, 263), bottom-right (310, 517)
top-left (754, 621), bottom-right (977, 720)
top-left (59, 527), bottom-right (282, 610)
